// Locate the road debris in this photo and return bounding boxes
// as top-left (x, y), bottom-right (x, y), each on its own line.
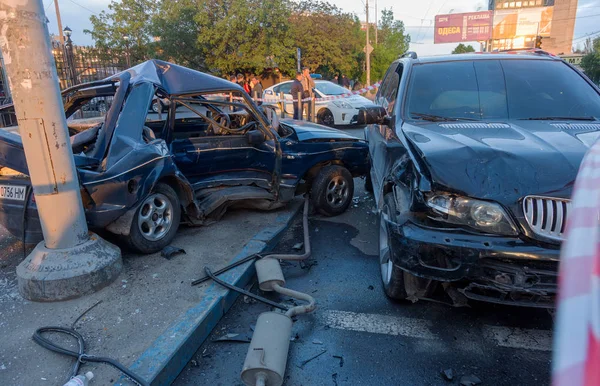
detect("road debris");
top-left (460, 374), bottom-right (482, 386)
top-left (297, 349), bottom-right (327, 369)
top-left (292, 242), bottom-right (304, 250)
top-left (161, 246), bottom-right (186, 260)
top-left (333, 355), bottom-right (344, 367)
top-left (312, 339), bottom-right (323, 345)
top-left (442, 368), bottom-right (454, 381)
top-left (368, 285), bottom-right (374, 290)
top-left (212, 333), bottom-right (251, 343)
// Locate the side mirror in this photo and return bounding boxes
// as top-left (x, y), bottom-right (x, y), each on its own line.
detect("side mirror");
top-left (357, 106), bottom-right (389, 125)
top-left (247, 130), bottom-right (266, 145)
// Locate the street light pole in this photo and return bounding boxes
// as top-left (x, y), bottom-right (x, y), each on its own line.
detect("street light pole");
top-left (124, 36), bottom-right (131, 67)
top-left (0, 0), bottom-right (122, 301)
top-left (366, 0), bottom-right (370, 87)
top-left (63, 26), bottom-right (76, 87)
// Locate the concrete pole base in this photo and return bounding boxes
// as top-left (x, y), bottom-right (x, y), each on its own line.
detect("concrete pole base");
top-left (16, 233), bottom-right (122, 302)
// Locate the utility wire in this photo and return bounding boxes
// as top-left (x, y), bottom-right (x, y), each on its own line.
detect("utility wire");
top-left (65, 0), bottom-right (99, 15)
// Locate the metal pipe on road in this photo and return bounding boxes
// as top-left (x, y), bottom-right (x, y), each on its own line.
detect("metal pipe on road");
top-left (264, 196), bottom-right (311, 261)
top-left (273, 283), bottom-right (316, 318)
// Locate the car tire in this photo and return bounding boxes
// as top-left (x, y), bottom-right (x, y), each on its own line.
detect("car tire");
top-left (317, 109), bottom-right (335, 127)
top-left (151, 101), bottom-right (161, 113)
top-left (311, 165), bottom-right (354, 216)
top-left (379, 193), bottom-right (409, 299)
top-left (379, 192), bottom-right (435, 301)
top-left (127, 183), bottom-right (181, 254)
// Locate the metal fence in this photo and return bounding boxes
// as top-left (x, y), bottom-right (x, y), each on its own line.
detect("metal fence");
top-left (0, 43), bottom-right (127, 127)
top-left (51, 41), bottom-right (127, 90)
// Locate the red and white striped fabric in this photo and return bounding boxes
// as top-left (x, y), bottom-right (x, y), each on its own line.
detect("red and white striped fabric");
top-left (553, 140), bottom-right (600, 386)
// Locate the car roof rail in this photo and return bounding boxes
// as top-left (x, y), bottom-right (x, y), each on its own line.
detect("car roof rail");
top-left (495, 48), bottom-right (556, 57)
top-left (400, 51), bottom-right (418, 59)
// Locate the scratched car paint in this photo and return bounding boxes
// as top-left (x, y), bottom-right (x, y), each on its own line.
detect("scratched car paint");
top-left (0, 60), bottom-right (369, 253)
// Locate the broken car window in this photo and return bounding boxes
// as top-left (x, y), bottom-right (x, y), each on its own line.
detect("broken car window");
top-left (172, 92), bottom-right (262, 139)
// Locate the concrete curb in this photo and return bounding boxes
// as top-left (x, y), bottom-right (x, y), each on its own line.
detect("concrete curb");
top-left (119, 201), bottom-right (303, 386)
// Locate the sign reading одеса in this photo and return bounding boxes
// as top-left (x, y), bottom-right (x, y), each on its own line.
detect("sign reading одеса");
top-left (434, 11), bottom-right (493, 44)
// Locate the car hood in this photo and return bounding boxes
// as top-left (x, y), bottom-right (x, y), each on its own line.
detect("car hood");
top-left (403, 121), bottom-right (600, 203)
top-left (282, 119), bottom-right (362, 142)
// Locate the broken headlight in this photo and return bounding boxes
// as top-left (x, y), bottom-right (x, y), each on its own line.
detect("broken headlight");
top-left (426, 194), bottom-right (518, 236)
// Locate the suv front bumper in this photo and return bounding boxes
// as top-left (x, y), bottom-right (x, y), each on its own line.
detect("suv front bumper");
top-left (387, 221), bottom-right (560, 308)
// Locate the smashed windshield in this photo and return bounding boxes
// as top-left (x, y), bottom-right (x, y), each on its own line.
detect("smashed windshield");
top-left (406, 59), bottom-right (600, 121)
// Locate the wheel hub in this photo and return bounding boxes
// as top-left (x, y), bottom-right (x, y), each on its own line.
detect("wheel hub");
top-left (325, 176), bottom-right (349, 208)
top-left (138, 193), bottom-right (173, 242)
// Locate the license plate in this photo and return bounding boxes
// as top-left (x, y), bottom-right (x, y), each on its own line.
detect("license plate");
top-left (0, 184), bottom-right (26, 201)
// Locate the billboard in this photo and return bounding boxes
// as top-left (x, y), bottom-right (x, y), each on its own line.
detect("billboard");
top-left (492, 7), bottom-right (554, 39)
top-left (434, 11), bottom-right (493, 44)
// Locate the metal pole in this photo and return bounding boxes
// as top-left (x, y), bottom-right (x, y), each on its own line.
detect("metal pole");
top-left (297, 92), bottom-right (302, 121)
top-left (366, 0), bottom-right (370, 87)
top-left (280, 92), bottom-right (285, 118)
top-left (375, 0), bottom-right (378, 45)
top-left (54, 0), bottom-right (64, 47)
top-left (0, 0), bottom-right (121, 301)
top-left (1, 0), bottom-right (88, 249)
top-left (311, 97), bottom-right (316, 123)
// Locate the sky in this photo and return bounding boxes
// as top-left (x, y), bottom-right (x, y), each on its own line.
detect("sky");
top-left (45, 0), bottom-right (600, 55)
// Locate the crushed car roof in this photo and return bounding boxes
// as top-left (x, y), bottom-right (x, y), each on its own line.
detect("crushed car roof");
top-left (111, 59), bottom-right (244, 95)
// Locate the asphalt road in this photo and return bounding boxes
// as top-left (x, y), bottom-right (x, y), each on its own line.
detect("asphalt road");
top-left (173, 169), bottom-right (554, 386)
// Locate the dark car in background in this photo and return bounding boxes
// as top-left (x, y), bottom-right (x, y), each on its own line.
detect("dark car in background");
top-left (362, 51), bottom-right (600, 308)
top-left (0, 60), bottom-right (369, 254)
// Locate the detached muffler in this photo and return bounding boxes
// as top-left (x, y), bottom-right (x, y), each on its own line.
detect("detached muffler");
top-left (241, 257), bottom-right (316, 386)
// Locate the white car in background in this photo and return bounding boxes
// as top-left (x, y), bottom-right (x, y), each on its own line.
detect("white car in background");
top-left (262, 80), bottom-right (372, 126)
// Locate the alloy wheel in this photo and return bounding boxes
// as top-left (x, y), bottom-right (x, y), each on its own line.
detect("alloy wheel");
top-left (137, 193), bottom-right (174, 242)
top-left (325, 176), bottom-right (349, 208)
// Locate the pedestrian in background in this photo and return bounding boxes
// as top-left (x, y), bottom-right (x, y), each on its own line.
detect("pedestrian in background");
top-left (291, 71), bottom-right (304, 120)
top-left (250, 76), bottom-right (263, 104)
top-left (301, 67), bottom-right (315, 121)
top-left (229, 74), bottom-right (236, 83)
top-left (342, 74), bottom-right (350, 90)
top-left (237, 73), bottom-right (250, 94)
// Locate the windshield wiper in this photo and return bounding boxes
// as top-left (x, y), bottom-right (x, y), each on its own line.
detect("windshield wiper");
top-left (519, 116), bottom-right (598, 121)
top-left (411, 112), bottom-right (480, 122)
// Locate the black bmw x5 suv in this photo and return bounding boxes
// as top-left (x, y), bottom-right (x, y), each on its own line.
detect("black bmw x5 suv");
top-left (361, 51), bottom-right (600, 308)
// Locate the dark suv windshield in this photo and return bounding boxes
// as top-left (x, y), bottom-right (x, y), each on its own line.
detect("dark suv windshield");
top-left (405, 59), bottom-right (600, 121)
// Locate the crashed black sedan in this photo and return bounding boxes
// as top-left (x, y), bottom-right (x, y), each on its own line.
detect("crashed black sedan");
top-left (0, 60), bottom-right (368, 253)
top-left (364, 52), bottom-right (600, 308)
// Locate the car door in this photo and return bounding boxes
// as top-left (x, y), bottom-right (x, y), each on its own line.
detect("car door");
top-left (168, 95), bottom-right (277, 191)
top-left (369, 62), bottom-right (403, 202)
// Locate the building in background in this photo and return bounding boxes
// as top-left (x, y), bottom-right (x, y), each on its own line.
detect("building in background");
top-left (488, 0), bottom-right (577, 54)
top-left (433, 0), bottom-right (577, 54)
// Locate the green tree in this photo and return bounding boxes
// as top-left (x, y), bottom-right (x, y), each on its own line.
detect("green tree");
top-left (84, 0), bottom-right (158, 65)
top-left (150, 0), bottom-right (206, 70)
top-left (369, 8), bottom-right (410, 83)
top-left (194, 0), bottom-right (294, 75)
top-left (580, 38), bottom-right (600, 84)
top-left (290, 1), bottom-right (364, 79)
top-left (452, 43), bottom-right (476, 54)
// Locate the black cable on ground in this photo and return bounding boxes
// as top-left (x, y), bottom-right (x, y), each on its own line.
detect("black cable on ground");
top-left (32, 327), bottom-right (149, 386)
top-left (204, 267), bottom-right (288, 311)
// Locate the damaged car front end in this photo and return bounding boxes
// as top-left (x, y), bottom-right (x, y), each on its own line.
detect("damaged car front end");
top-left (366, 53), bottom-right (600, 308)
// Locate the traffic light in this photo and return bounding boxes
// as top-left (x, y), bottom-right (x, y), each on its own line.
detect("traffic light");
top-left (535, 36), bottom-right (543, 49)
